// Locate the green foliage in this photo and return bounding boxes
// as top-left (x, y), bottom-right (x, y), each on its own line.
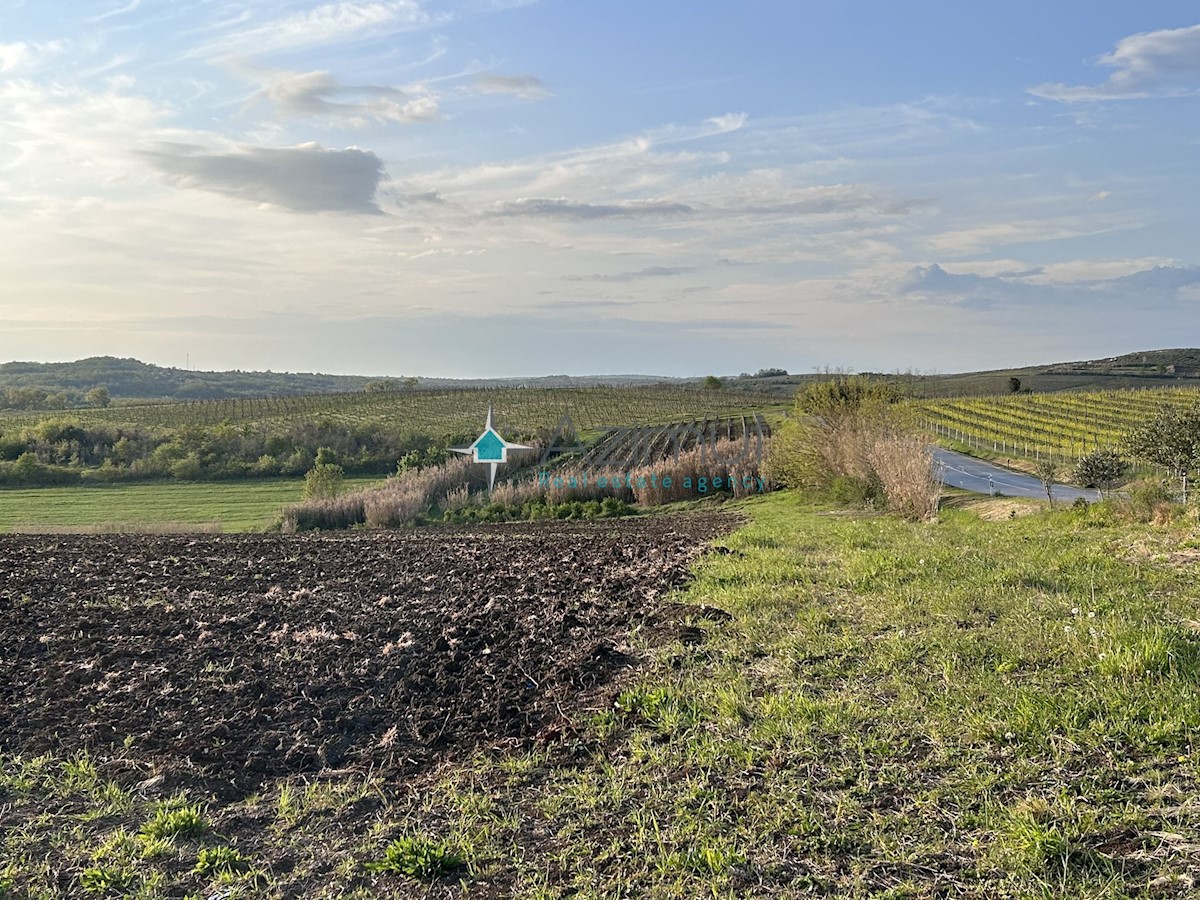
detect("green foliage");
top-left (702, 375), bottom-right (724, 390)
top-left (85, 386), bottom-right (111, 409)
top-left (193, 846), bottom-right (250, 878)
top-left (1124, 404), bottom-right (1200, 501)
top-left (395, 445), bottom-right (445, 474)
top-left (363, 836), bottom-right (464, 879)
top-left (441, 496), bottom-right (633, 524)
top-left (794, 374), bottom-right (902, 419)
top-left (139, 800), bottom-right (207, 840)
top-left (1124, 405), bottom-right (1200, 475)
top-left (1008, 376), bottom-right (1021, 393)
top-left (80, 865), bottom-right (136, 895)
top-left (828, 474), bottom-right (884, 506)
top-left (1073, 449), bottom-right (1128, 497)
top-left (303, 462), bottom-right (346, 500)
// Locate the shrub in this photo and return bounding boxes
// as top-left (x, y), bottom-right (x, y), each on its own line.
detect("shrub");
top-left (766, 376), bottom-right (934, 520)
top-left (1073, 449), bottom-right (1128, 498)
top-left (1119, 477), bottom-right (1177, 523)
top-left (303, 462), bottom-right (345, 499)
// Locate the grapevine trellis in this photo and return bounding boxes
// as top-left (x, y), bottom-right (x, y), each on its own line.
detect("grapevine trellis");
top-left (581, 415), bottom-right (772, 470)
top-left (0, 386), bottom-right (785, 444)
top-left (919, 387), bottom-right (1200, 469)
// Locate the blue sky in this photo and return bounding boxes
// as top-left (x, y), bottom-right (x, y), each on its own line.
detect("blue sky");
top-left (2, 1), bottom-right (1199, 377)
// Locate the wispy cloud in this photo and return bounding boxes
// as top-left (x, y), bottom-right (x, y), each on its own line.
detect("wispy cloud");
top-left (563, 265), bottom-right (695, 282)
top-left (1031, 23), bottom-right (1200, 102)
top-left (704, 112), bottom-right (748, 134)
top-left (485, 197), bottom-right (694, 219)
top-left (195, 0), bottom-right (437, 58)
top-left (247, 68), bottom-right (439, 124)
top-left (473, 73), bottom-right (550, 99)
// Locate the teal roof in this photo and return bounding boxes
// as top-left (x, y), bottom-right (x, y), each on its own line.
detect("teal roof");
top-left (473, 429), bottom-right (506, 462)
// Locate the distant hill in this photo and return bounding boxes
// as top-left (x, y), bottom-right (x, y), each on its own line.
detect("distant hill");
top-left (0, 356), bottom-right (683, 407)
top-left (4, 350), bottom-right (1200, 411)
top-left (722, 348), bottom-right (1200, 398)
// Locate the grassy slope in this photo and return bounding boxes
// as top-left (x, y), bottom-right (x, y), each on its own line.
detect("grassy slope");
top-left (4, 494), bottom-right (1200, 898)
top-left (0, 477), bottom-right (382, 533)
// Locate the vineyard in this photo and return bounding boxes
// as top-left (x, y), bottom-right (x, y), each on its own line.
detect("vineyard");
top-left (0, 386), bottom-right (784, 439)
top-left (580, 415), bottom-right (771, 469)
top-left (919, 387), bottom-right (1200, 463)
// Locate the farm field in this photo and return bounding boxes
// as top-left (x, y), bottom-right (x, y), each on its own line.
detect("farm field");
top-left (919, 386), bottom-right (1200, 463)
top-left (0, 476), bottom-right (381, 533)
top-left (0, 385), bottom-right (787, 437)
top-left (4, 494), bottom-right (1200, 897)
top-left (0, 514), bottom-right (733, 898)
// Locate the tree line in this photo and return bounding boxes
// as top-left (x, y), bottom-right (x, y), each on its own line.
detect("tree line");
top-left (0, 417), bottom-right (451, 486)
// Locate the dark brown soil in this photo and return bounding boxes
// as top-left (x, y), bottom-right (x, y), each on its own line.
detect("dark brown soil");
top-left (0, 515), bottom-right (733, 796)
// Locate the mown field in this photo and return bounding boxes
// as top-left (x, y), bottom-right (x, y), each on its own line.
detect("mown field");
top-left (919, 387), bottom-right (1200, 463)
top-left (4, 493), bottom-right (1200, 897)
top-left (0, 477), bottom-right (381, 533)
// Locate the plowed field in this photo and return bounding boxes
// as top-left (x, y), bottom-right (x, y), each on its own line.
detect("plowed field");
top-left (1, 515), bottom-right (733, 797)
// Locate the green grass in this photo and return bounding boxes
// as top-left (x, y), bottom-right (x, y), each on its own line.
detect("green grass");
top-left (4, 493), bottom-right (1200, 897)
top-left (0, 476), bottom-right (381, 533)
top-left (417, 494), bottom-right (1200, 897)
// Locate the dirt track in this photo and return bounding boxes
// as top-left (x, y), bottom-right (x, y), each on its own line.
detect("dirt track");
top-left (0, 515), bottom-right (733, 795)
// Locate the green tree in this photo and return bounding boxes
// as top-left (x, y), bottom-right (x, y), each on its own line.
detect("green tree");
top-left (364, 379), bottom-right (400, 393)
top-left (85, 386), bottom-right (111, 408)
top-left (304, 461), bottom-right (345, 499)
top-left (1008, 377), bottom-right (1021, 394)
top-left (1124, 406), bottom-right (1200, 502)
top-left (1073, 449), bottom-right (1128, 499)
top-left (702, 375), bottom-right (724, 390)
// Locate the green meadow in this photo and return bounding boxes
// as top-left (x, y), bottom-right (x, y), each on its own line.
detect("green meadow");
top-left (0, 477), bottom-right (382, 533)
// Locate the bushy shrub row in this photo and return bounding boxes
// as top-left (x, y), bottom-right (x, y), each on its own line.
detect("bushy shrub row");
top-left (442, 497), bottom-right (633, 524)
top-left (0, 416), bottom-right (442, 484)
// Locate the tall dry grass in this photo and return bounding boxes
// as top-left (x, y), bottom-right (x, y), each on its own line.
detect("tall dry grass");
top-left (867, 431), bottom-right (940, 521)
top-left (281, 437), bottom-right (770, 530)
top-left (766, 393), bottom-right (938, 521)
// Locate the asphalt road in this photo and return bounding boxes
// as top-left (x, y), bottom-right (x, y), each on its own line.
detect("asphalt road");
top-left (932, 447), bottom-right (1101, 503)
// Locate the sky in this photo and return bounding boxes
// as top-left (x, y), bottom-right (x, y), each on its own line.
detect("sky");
top-left (2, 1), bottom-right (1200, 377)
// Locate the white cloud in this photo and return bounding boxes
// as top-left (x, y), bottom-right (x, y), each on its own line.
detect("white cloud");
top-left (0, 40), bottom-right (69, 74)
top-left (704, 112), bottom-right (748, 134)
top-left (1031, 24), bottom-right (1200, 102)
top-left (249, 68), bottom-right (439, 124)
